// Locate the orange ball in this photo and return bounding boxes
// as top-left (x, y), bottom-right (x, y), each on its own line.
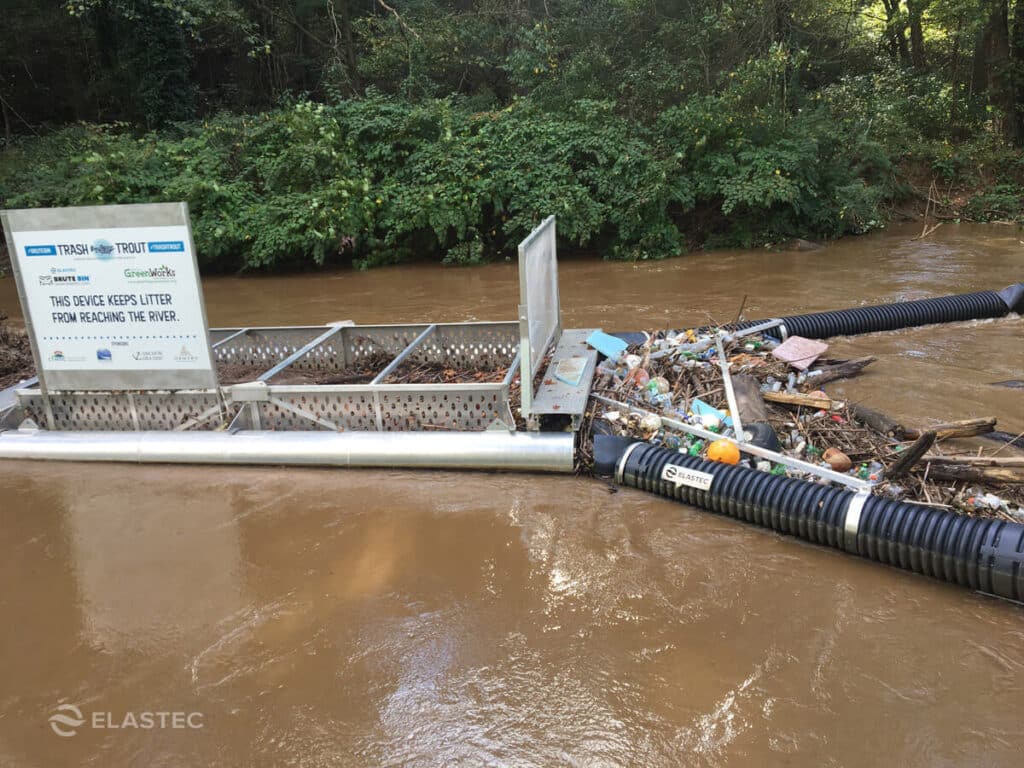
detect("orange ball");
top-left (707, 439), bottom-right (741, 465)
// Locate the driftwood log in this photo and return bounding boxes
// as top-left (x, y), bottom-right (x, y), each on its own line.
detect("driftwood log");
top-left (904, 418), bottom-right (997, 441)
top-left (810, 356), bottom-right (876, 386)
top-left (923, 461), bottom-right (1024, 485)
top-left (849, 403), bottom-right (905, 439)
top-left (887, 430), bottom-right (936, 478)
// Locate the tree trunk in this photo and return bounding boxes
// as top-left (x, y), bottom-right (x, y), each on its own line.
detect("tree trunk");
top-left (339, 0), bottom-right (360, 95)
top-left (907, 0), bottom-right (927, 69)
top-left (990, 0), bottom-right (1017, 138)
top-left (1012, 0), bottom-right (1024, 142)
top-left (0, 90), bottom-right (11, 145)
top-left (881, 0), bottom-right (910, 64)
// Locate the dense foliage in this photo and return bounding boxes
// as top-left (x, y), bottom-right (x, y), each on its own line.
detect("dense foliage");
top-left (1, 1), bottom-right (1022, 270)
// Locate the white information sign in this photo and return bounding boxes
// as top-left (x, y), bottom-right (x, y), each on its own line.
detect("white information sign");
top-left (2, 204), bottom-right (217, 391)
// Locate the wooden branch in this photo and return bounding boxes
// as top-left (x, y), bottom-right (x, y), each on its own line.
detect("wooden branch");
top-left (808, 356), bottom-right (876, 386)
top-left (849, 403), bottom-right (905, 439)
top-left (911, 221), bottom-right (943, 241)
top-left (923, 455), bottom-right (1024, 467)
top-left (763, 391), bottom-right (844, 410)
top-left (376, 0), bottom-right (420, 38)
top-left (904, 417), bottom-right (996, 441)
top-left (887, 430), bottom-right (936, 478)
top-left (923, 462), bottom-right (1024, 484)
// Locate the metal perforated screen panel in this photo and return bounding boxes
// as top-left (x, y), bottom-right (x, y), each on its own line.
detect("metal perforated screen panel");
top-left (517, 216), bottom-right (560, 416)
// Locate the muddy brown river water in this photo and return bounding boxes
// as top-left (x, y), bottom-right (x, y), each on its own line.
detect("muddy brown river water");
top-left (0, 223), bottom-right (1022, 766)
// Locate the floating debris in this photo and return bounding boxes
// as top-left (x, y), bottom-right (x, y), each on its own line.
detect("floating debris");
top-left (582, 326), bottom-right (1024, 520)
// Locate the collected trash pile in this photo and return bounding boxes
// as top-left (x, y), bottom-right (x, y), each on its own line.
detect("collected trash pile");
top-left (382, 361), bottom-right (507, 384)
top-left (583, 327), bottom-right (1024, 522)
top-left (0, 313), bottom-right (34, 391)
top-left (216, 351), bottom-right (396, 386)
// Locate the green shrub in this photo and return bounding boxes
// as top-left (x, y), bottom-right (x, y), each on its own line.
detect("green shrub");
top-left (0, 79), bottom-right (908, 270)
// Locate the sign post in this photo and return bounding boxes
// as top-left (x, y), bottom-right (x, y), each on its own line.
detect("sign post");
top-left (1, 203), bottom-right (217, 428)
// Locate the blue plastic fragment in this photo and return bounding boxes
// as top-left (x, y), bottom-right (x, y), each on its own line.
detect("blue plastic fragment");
top-left (586, 330), bottom-right (628, 361)
top-left (691, 397), bottom-right (733, 427)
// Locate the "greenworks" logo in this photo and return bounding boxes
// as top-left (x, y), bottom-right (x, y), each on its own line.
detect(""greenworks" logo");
top-left (124, 265), bottom-right (176, 280)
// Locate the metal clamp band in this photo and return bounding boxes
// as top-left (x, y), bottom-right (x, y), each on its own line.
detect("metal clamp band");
top-left (844, 491), bottom-right (871, 552)
top-left (615, 441), bottom-right (643, 485)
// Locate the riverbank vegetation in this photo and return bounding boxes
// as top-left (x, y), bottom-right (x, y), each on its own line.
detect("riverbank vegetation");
top-left (1, 1), bottom-right (1023, 271)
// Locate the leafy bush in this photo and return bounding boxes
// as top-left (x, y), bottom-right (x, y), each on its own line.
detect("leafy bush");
top-left (0, 72), bottom-right (915, 271)
top-left (964, 186), bottom-right (1024, 222)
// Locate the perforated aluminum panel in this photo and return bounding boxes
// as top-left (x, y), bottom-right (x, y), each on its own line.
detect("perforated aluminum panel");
top-left (20, 391), bottom-right (229, 431)
top-left (290, 325), bottom-right (430, 372)
top-left (410, 323), bottom-right (519, 370)
top-left (377, 386), bottom-right (514, 431)
top-left (213, 327), bottom-right (324, 369)
top-left (256, 388), bottom-right (379, 432)
top-left (249, 324), bottom-right (520, 433)
top-left (517, 217), bottom-right (561, 415)
top-left (13, 324), bottom-right (520, 434)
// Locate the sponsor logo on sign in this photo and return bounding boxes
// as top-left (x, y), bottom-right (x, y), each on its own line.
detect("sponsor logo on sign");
top-left (124, 265), bottom-right (176, 281)
top-left (147, 240), bottom-right (185, 253)
top-left (174, 346), bottom-right (198, 363)
top-left (25, 245), bottom-right (57, 257)
top-left (51, 274), bottom-right (90, 284)
top-left (661, 464), bottom-right (715, 491)
top-left (91, 239), bottom-right (116, 260)
top-left (132, 350), bottom-right (164, 361)
top-left (39, 275), bottom-right (54, 285)
top-left (96, 348), bottom-right (113, 361)
top-left (49, 350), bottom-right (65, 362)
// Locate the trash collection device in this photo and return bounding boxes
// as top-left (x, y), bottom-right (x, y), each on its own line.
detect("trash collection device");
top-left (2, 202), bottom-right (1021, 604)
top-left (0, 206), bottom-right (585, 473)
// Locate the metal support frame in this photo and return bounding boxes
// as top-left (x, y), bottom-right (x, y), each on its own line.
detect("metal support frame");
top-left (714, 333), bottom-right (745, 441)
top-left (370, 324), bottom-right (437, 384)
top-left (211, 328), bottom-right (251, 349)
top-left (257, 325), bottom-right (345, 382)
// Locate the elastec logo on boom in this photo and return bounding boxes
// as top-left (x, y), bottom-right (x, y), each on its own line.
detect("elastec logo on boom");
top-left (124, 265), bottom-right (176, 282)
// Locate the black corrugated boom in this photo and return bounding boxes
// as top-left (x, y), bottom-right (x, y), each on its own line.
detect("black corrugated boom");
top-left (601, 437), bottom-right (1024, 602)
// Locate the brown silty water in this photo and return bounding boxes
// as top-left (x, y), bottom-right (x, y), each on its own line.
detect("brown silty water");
top-left (0, 222), bottom-right (1022, 766)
